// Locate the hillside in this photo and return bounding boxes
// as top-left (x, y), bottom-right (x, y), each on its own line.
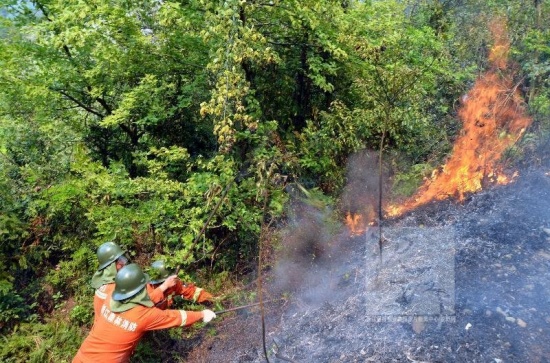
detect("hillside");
top-left (184, 167), bottom-right (550, 362)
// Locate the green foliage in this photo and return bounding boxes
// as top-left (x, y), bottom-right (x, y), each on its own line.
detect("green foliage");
top-left (69, 304), bottom-right (93, 326)
top-left (0, 291), bottom-right (36, 334)
top-left (518, 26), bottom-right (550, 120)
top-left (0, 320), bottom-right (81, 363)
top-left (297, 0), bottom-right (467, 192)
top-left (392, 163), bottom-right (434, 197)
top-left (130, 339), bottom-right (160, 363)
top-left (298, 101), bottom-right (371, 191)
top-left (46, 245), bottom-right (96, 293)
top-left (0, 213), bottom-right (23, 294)
top-left (506, 0), bottom-right (550, 160)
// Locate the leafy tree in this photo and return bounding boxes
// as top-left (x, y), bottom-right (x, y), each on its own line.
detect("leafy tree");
top-left (297, 0), bottom-right (469, 193)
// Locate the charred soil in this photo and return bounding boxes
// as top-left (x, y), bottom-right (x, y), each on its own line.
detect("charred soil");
top-left (182, 169), bottom-right (550, 363)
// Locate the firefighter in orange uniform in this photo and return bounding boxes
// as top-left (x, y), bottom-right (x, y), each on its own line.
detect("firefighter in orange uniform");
top-left (90, 242), bottom-right (130, 324)
top-left (73, 263), bottom-right (216, 363)
top-left (146, 260), bottom-right (214, 310)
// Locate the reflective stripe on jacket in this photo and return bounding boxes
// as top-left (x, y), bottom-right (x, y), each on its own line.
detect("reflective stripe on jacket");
top-left (74, 291), bottom-right (202, 362)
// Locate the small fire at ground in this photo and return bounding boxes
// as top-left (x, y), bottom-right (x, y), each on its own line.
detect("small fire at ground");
top-left (345, 212), bottom-right (370, 236)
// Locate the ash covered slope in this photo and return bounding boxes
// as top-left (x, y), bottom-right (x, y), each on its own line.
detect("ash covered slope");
top-left (187, 170), bottom-right (550, 363)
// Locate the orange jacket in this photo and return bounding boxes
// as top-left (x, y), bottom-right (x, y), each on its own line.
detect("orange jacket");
top-left (147, 281), bottom-right (213, 310)
top-left (73, 292), bottom-right (203, 363)
top-left (93, 283), bottom-right (115, 326)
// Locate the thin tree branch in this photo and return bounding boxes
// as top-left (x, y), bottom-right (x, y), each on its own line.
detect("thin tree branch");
top-left (52, 88), bottom-right (105, 118)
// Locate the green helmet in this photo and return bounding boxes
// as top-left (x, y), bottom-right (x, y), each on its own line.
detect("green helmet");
top-left (149, 260), bottom-right (174, 285)
top-left (112, 263), bottom-right (149, 301)
top-left (96, 242), bottom-right (126, 270)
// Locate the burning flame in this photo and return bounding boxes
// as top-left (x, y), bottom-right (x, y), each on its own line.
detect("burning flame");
top-left (387, 18), bottom-right (532, 217)
top-left (346, 213), bottom-right (367, 236)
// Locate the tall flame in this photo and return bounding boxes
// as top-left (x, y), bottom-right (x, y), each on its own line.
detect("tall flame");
top-left (387, 18), bottom-right (532, 217)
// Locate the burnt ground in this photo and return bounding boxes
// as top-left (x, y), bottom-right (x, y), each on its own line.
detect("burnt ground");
top-left (181, 169), bottom-right (550, 363)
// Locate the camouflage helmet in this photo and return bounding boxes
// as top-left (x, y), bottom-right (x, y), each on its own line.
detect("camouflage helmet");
top-left (112, 263), bottom-right (149, 301)
top-left (97, 242), bottom-right (126, 270)
top-left (149, 260), bottom-right (174, 285)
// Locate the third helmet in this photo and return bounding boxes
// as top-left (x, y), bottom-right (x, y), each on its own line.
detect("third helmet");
top-left (149, 260), bottom-right (174, 285)
top-left (96, 242), bottom-right (126, 270)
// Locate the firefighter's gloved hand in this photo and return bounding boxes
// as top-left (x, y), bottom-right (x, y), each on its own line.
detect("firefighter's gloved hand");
top-left (202, 309), bottom-right (216, 323)
top-left (197, 291), bottom-right (214, 304)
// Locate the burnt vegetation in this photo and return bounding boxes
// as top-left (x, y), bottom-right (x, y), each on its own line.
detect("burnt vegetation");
top-left (189, 165), bottom-right (550, 362)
